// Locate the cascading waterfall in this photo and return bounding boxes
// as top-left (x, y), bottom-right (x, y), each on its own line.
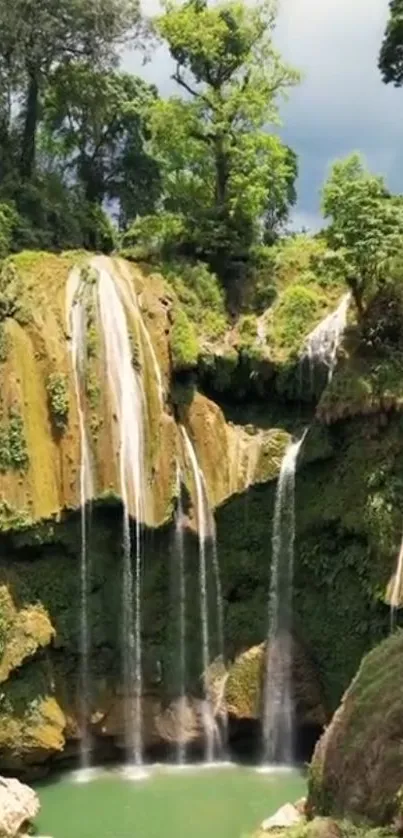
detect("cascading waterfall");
top-left (66, 268), bottom-right (94, 772)
top-left (175, 461), bottom-right (187, 764)
top-left (181, 427), bottom-right (216, 762)
top-left (262, 433), bottom-right (306, 766)
top-left (116, 260), bottom-right (164, 407)
top-left (96, 258), bottom-right (146, 769)
top-left (301, 292), bottom-right (351, 390)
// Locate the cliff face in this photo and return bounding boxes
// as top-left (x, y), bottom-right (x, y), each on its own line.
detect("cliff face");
top-left (0, 248), bottom-right (399, 774)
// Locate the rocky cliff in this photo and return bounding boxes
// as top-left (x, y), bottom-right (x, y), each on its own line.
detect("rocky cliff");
top-left (0, 243), bottom-right (399, 775)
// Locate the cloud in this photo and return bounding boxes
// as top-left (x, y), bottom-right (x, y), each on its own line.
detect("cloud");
top-left (124, 0), bottom-right (403, 226)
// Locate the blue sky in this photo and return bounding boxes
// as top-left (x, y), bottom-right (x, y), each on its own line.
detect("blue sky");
top-left (124, 0), bottom-right (403, 231)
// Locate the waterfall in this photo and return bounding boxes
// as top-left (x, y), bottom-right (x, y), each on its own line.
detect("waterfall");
top-left (390, 537), bottom-right (403, 630)
top-left (301, 293), bottom-right (350, 388)
top-left (66, 268), bottom-right (94, 772)
top-left (175, 461), bottom-right (187, 764)
top-left (96, 259), bottom-right (146, 768)
top-left (181, 427), bottom-right (215, 762)
top-left (262, 433), bottom-right (306, 765)
top-left (116, 260), bottom-right (164, 406)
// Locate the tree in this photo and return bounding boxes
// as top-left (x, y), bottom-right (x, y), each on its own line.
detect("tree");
top-left (0, 0), bottom-right (141, 179)
top-left (41, 64), bottom-right (161, 223)
top-left (149, 0), bottom-right (300, 282)
top-left (263, 145), bottom-right (298, 244)
top-left (321, 153), bottom-right (403, 318)
top-left (379, 0), bottom-right (403, 85)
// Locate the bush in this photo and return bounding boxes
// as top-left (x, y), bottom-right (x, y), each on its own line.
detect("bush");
top-left (268, 284), bottom-right (325, 354)
top-left (0, 203), bottom-right (19, 260)
top-left (122, 212), bottom-right (186, 260)
top-left (46, 373), bottom-right (69, 431)
top-left (170, 307), bottom-right (199, 371)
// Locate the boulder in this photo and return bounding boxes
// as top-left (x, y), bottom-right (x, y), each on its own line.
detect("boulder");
top-left (0, 776), bottom-right (39, 837)
top-left (261, 803), bottom-right (303, 831)
top-left (224, 639), bottom-right (327, 728)
top-left (308, 631), bottom-right (403, 825)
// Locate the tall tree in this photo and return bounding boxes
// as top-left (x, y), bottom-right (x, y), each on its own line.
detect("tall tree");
top-left (322, 153), bottom-right (403, 318)
top-left (149, 0), bottom-right (300, 277)
top-left (0, 0), bottom-right (141, 179)
top-left (41, 64), bottom-right (161, 221)
top-left (379, 0), bottom-right (403, 85)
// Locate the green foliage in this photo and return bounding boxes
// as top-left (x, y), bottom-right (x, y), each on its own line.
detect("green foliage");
top-left (379, 0), bottom-right (403, 86)
top-left (0, 408), bottom-right (29, 472)
top-left (267, 284), bottom-right (325, 355)
top-left (46, 373), bottom-right (69, 432)
top-left (322, 154), bottom-right (403, 317)
top-left (170, 307), bottom-right (199, 370)
top-left (162, 259), bottom-right (228, 341)
top-left (238, 314), bottom-right (258, 348)
top-left (0, 203), bottom-right (18, 260)
top-left (0, 0), bottom-right (141, 179)
top-left (123, 212), bottom-right (186, 260)
top-left (41, 65), bottom-right (160, 221)
top-left (149, 0), bottom-right (300, 284)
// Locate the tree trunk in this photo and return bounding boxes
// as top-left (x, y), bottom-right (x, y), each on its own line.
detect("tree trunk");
top-left (349, 278), bottom-right (365, 322)
top-left (214, 136), bottom-right (229, 209)
top-left (20, 71), bottom-right (40, 180)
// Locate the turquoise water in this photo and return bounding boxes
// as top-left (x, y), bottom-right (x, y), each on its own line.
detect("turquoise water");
top-left (36, 764), bottom-right (305, 838)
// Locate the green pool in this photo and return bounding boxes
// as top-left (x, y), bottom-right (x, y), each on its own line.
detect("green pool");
top-left (35, 763), bottom-right (305, 838)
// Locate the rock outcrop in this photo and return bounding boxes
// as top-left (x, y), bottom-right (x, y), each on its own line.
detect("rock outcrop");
top-left (224, 640), bottom-right (327, 729)
top-left (308, 631), bottom-right (403, 825)
top-left (0, 776), bottom-right (39, 837)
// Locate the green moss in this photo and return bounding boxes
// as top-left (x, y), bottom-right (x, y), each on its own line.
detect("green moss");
top-left (0, 501), bottom-right (33, 532)
top-left (0, 407), bottom-right (29, 472)
top-left (308, 632), bottom-right (403, 825)
top-left (46, 372), bottom-right (69, 432)
top-left (0, 322), bottom-right (10, 362)
top-left (170, 307), bottom-right (199, 371)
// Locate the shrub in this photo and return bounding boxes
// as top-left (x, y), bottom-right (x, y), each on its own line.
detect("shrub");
top-left (170, 308), bottom-right (199, 371)
top-left (46, 373), bottom-right (69, 431)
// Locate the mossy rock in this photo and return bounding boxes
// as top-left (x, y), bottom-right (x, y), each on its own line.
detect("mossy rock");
top-left (0, 582), bottom-right (54, 683)
top-left (224, 640), bottom-right (326, 727)
top-left (308, 631), bottom-right (403, 825)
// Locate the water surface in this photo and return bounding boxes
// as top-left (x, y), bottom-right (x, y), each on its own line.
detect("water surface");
top-left (36, 764), bottom-right (305, 838)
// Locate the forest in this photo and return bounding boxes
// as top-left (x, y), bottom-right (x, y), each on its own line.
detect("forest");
top-left (0, 0), bottom-right (401, 316)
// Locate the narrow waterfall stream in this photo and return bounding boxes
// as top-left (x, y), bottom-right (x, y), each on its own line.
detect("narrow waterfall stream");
top-left (175, 462), bottom-right (187, 764)
top-left (390, 539), bottom-right (403, 630)
top-left (96, 259), bottom-right (146, 769)
top-left (66, 268), bottom-right (94, 772)
top-left (181, 427), bottom-right (215, 762)
top-left (301, 292), bottom-right (351, 389)
top-left (262, 434), bottom-right (306, 766)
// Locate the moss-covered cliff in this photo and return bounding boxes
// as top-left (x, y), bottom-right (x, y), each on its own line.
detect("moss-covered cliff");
top-left (0, 245), bottom-right (399, 775)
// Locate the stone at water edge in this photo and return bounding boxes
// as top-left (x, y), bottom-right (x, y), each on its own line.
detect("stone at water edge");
top-left (0, 776), bottom-right (39, 837)
top-left (261, 803), bottom-right (303, 831)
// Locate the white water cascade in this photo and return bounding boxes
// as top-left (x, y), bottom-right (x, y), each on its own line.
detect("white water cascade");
top-left (262, 433), bottom-right (306, 766)
top-left (181, 427), bottom-right (216, 762)
top-left (96, 258), bottom-right (146, 768)
top-left (66, 268), bottom-right (94, 772)
top-left (175, 461), bottom-right (187, 764)
top-left (301, 293), bottom-right (351, 389)
top-left (390, 537), bottom-right (403, 630)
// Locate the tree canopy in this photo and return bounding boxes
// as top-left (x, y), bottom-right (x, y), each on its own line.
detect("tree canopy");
top-left (135, 0), bottom-right (300, 289)
top-left (321, 153), bottom-right (403, 318)
top-left (379, 0), bottom-right (403, 86)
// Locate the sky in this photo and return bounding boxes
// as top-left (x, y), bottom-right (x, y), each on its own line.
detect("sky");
top-left (124, 0), bottom-right (403, 231)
